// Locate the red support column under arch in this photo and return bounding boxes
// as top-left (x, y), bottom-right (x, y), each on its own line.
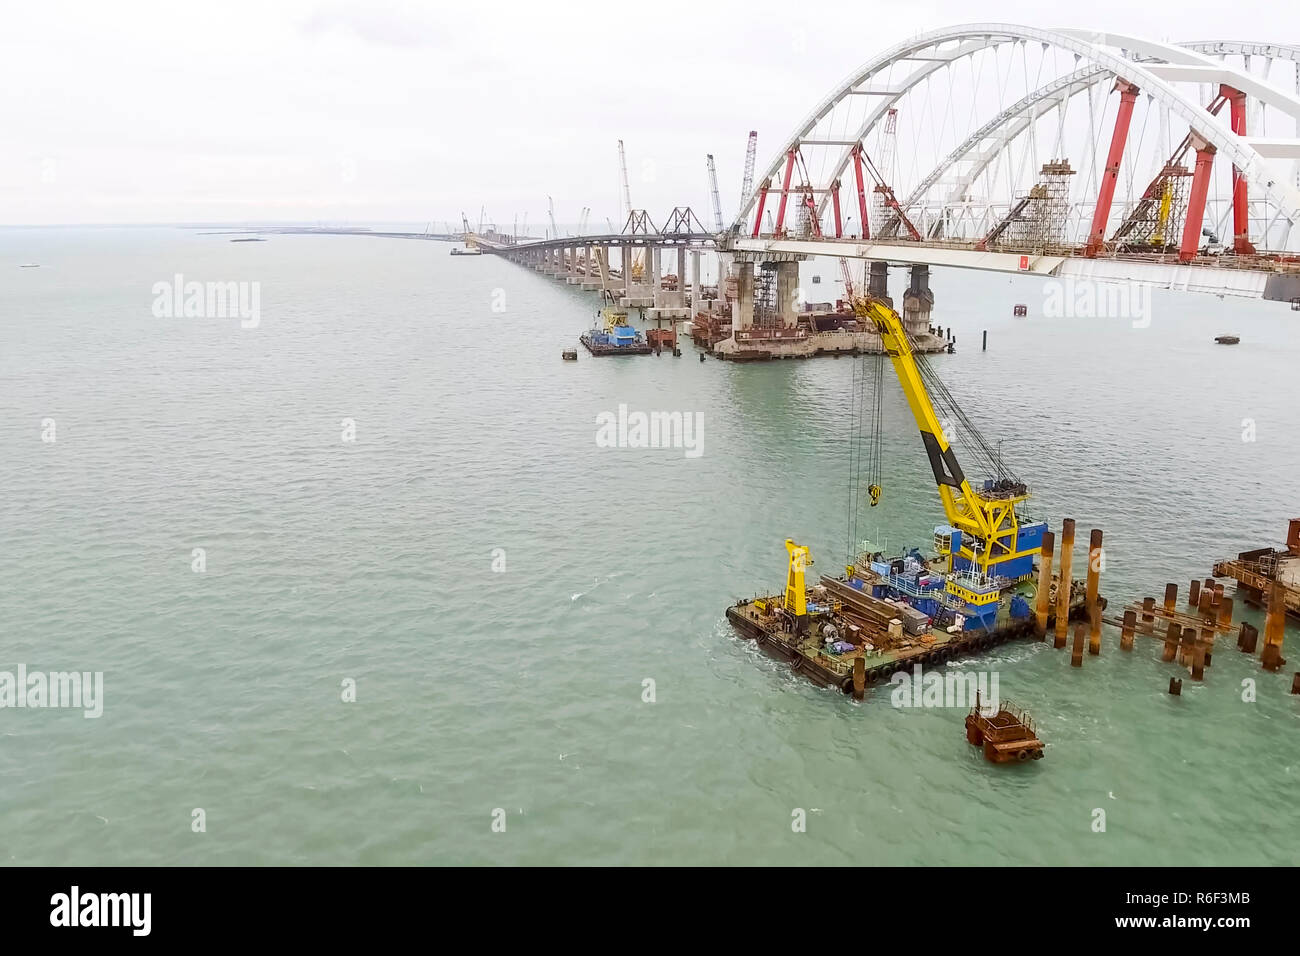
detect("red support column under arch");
top-left (1086, 80), bottom-right (1140, 258)
top-left (1180, 136), bottom-right (1217, 263)
top-left (1221, 85), bottom-right (1256, 255)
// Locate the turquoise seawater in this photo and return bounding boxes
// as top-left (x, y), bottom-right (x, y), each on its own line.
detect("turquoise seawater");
top-left (1, 227), bottom-right (1297, 865)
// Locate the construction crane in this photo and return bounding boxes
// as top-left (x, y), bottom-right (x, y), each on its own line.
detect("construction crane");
top-left (460, 211), bottom-right (478, 250)
top-left (547, 196), bottom-right (559, 239)
top-left (617, 140), bottom-right (633, 220)
top-left (739, 131), bottom-right (758, 210)
top-left (853, 297), bottom-right (1036, 579)
top-left (616, 140), bottom-right (644, 278)
top-left (706, 154), bottom-right (724, 232)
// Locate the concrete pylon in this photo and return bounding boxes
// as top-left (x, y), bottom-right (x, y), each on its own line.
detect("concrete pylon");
top-left (690, 251), bottom-right (702, 313)
top-left (868, 261), bottom-right (891, 307)
top-left (775, 261), bottom-right (799, 323)
top-left (676, 247), bottom-right (688, 309)
top-left (734, 260), bottom-right (754, 330)
top-left (649, 246), bottom-right (662, 305)
top-left (715, 253), bottom-right (732, 313)
top-left (902, 265), bottom-right (934, 337)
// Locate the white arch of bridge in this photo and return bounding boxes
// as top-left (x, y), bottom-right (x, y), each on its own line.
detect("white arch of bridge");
top-left (730, 23), bottom-right (1300, 238)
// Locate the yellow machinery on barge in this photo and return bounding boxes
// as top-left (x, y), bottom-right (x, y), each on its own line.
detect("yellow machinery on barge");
top-left (726, 294), bottom-right (1091, 695)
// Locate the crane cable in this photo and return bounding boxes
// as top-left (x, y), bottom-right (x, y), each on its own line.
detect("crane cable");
top-left (846, 347), bottom-right (886, 562)
top-left (904, 327), bottom-right (1020, 485)
top-left (846, 355), bottom-right (865, 561)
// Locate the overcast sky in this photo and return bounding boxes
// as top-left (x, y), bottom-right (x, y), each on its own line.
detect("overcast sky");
top-left (2, 0), bottom-right (1294, 226)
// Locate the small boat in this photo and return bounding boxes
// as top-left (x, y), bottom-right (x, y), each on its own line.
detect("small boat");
top-left (965, 693), bottom-right (1045, 763)
top-left (230, 237), bottom-right (266, 243)
top-left (19, 263), bottom-right (40, 268)
top-left (561, 349), bottom-right (578, 361)
top-left (450, 247), bottom-right (482, 256)
top-left (1214, 335), bottom-right (1239, 345)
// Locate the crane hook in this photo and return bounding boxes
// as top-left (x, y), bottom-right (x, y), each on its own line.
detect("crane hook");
top-left (868, 484), bottom-right (882, 507)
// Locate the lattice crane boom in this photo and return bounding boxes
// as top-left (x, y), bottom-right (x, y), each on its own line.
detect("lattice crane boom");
top-left (739, 131), bottom-right (758, 213)
top-left (706, 154), bottom-right (724, 232)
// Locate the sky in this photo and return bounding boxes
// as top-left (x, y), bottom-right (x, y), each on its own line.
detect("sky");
top-left (2, 0), bottom-right (1296, 226)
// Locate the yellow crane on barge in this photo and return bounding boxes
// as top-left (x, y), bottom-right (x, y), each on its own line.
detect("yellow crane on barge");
top-left (847, 293), bottom-right (1044, 583)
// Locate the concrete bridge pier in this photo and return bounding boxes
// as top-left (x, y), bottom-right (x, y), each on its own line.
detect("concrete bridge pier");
top-left (580, 247), bottom-right (600, 291)
top-left (902, 265), bottom-right (935, 338)
top-left (690, 251), bottom-right (702, 312)
top-left (647, 245), bottom-right (690, 319)
top-left (620, 242), bottom-right (637, 300)
top-left (566, 245), bottom-right (582, 284)
top-left (775, 260), bottom-right (800, 323)
top-left (622, 243), bottom-right (654, 309)
top-left (733, 260), bottom-right (754, 330)
top-left (715, 253), bottom-right (732, 313)
top-left (868, 261), bottom-right (892, 307)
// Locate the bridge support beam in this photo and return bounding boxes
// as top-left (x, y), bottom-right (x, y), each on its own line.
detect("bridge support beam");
top-left (1086, 80), bottom-right (1140, 258)
top-left (1222, 85), bottom-right (1256, 255)
top-left (902, 265), bottom-right (934, 337)
top-left (1180, 136), bottom-right (1217, 263)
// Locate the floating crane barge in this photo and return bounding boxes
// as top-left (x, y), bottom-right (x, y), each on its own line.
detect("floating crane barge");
top-left (726, 295), bottom-right (1096, 696)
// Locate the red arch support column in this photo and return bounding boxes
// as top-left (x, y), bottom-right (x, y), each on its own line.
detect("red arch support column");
top-left (1180, 135), bottom-right (1217, 262)
top-left (1221, 85), bottom-right (1256, 255)
top-left (852, 145), bottom-right (870, 240)
top-left (751, 180), bottom-right (770, 237)
top-left (773, 149), bottom-right (797, 237)
top-left (1086, 80), bottom-right (1141, 258)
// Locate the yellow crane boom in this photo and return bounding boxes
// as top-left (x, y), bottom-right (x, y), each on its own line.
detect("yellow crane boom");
top-left (858, 298), bottom-right (1036, 577)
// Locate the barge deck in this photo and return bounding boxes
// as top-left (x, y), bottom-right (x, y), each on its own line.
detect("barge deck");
top-left (726, 582), bottom-right (1089, 696)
